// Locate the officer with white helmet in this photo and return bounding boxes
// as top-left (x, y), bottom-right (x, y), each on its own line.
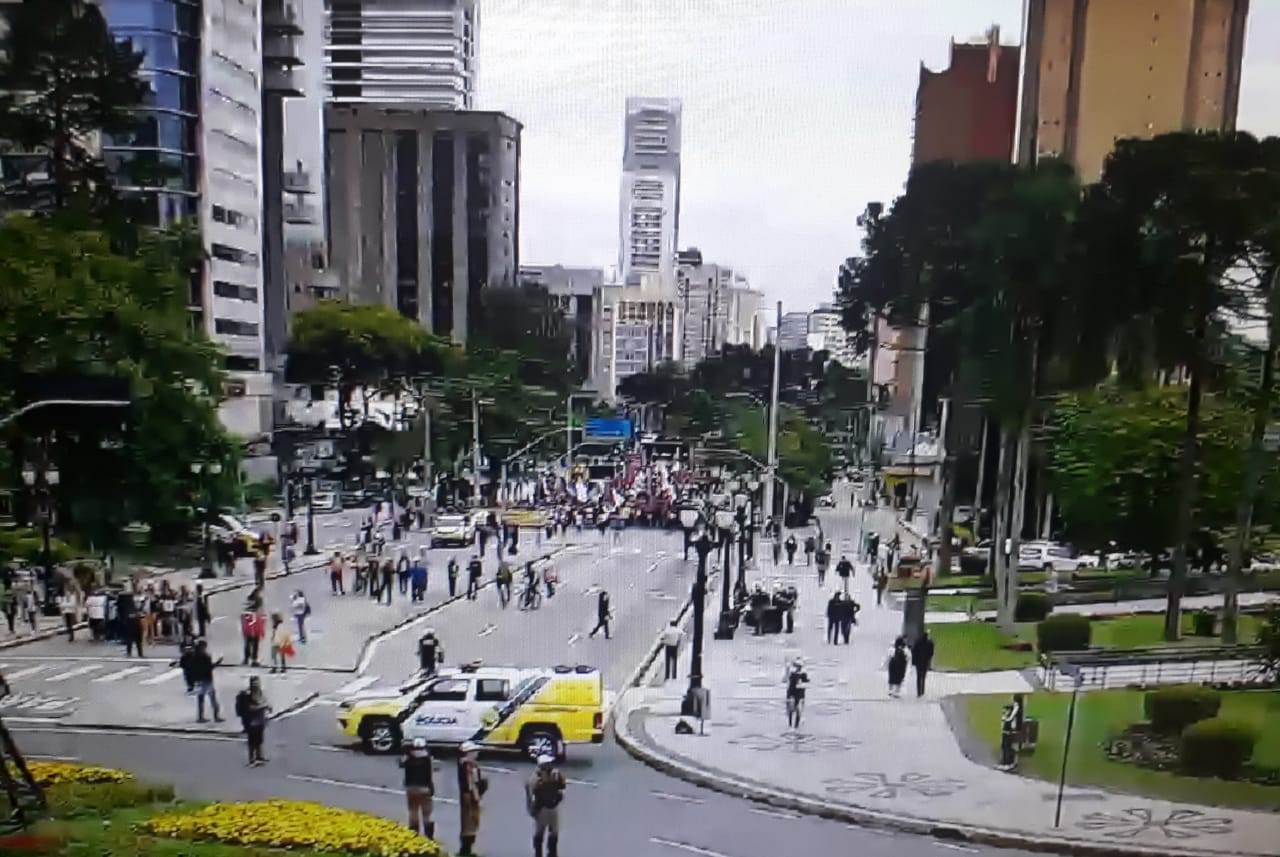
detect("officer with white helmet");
top-left (526, 753), bottom-right (566, 857)
top-left (399, 737), bottom-right (435, 837)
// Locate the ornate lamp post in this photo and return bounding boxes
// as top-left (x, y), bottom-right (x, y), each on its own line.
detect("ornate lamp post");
top-left (746, 478), bottom-right (761, 560)
top-left (713, 506), bottom-right (738, 639)
top-left (304, 478), bottom-right (319, 555)
top-left (681, 510), bottom-right (714, 717)
top-left (733, 491), bottom-right (750, 592)
top-left (190, 461), bottom-right (223, 579)
top-left (21, 461), bottom-right (60, 606)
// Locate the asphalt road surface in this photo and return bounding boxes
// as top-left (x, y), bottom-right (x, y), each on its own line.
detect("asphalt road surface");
top-left (11, 716), bottom-right (1041, 857)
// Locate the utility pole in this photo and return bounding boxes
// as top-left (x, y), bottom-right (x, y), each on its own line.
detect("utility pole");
top-left (471, 388), bottom-right (482, 503)
top-left (421, 387), bottom-right (433, 486)
top-left (762, 301), bottom-right (782, 521)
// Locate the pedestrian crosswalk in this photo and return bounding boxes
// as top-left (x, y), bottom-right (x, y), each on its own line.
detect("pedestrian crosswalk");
top-left (0, 659), bottom-right (190, 711)
top-left (0, 692), bottom-right (78, 715)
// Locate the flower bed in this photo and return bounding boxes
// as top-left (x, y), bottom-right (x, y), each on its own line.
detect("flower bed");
top-left (24, 761), bottom-right (132, 786)
top-left (144, 799), bottom-right (444, 857)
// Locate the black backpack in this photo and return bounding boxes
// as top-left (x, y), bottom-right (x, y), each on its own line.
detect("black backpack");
top-left (533, 772), bottom-right (565, 809)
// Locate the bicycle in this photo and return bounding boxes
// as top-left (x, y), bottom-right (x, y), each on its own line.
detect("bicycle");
top-left (519, 584), bottom-right (543, 611)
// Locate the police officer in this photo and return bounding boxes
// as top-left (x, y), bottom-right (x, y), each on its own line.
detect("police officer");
top-left (400, 738), bottom-right (435, 837)
top-left (526, 754), bottom-right (566, 857)
top-left (418, 629), bottom-right (443, 676)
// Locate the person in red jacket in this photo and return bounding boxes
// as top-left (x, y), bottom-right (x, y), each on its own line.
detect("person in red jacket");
top-left (240, 606), bottom-right (264, 666)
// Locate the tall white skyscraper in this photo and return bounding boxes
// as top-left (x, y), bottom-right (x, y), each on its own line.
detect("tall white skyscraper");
top-left (618, 97), bottom-right (682, 287)
top-left (325, 0), bottom-right (477, 107)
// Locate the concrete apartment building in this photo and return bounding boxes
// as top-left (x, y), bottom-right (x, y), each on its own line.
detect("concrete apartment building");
top-left (593, 277), bottom-right (682, 402)
top-left (675, 248), bottom-right (765, 366)
top-left (808, 304), bottom-right (862, 370)
top-left (324, 105), bottom-right (521, 345)
top-left (776, 312), bottom-right (812, 352)
top-left (618, 97), bottom-right (682, 288)
top-left (1018, 0), bottom-right (1250, 181)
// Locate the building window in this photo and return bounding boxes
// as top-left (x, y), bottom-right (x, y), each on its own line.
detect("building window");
top-left (214, 318), bottom-right (260, 337)
top-left (212, 280), bottom-right (259, 302)
top-left (211, 243), bottom-right (259, 266)
top-left (212, 204), bottom-right (257, 231)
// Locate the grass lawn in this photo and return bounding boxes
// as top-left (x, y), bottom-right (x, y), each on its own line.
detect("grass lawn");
top-left (959, 689), bottom-right (1280, 810)
top-left (927, 611), bottom-right (1267, 672)
top-left (924, 593), bottom-right (998, 613)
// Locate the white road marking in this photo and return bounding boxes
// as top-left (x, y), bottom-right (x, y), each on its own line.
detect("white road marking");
top-left (287, 774), bottom-right (457, 803)
top-left (336, 675), bottom-right (380, 695)
top-left (567, 633), bottom-right (581, 645)
top-left (27, 754), bottom-right (79, 761)
top-left (93, 666), bottom-right (149, 683)
top-left (748, 807), bottom-right (800, 820)
top-left (4, 716), bottom-right (62, 724)
top-left (307, 744), bottom-right (350, 753)
top-left (5, 665), bottom-right (51, 680)
top-left (932, 844), bottom-right (978, 853)
top-left (650, 838), bottom-right (734, 857)
top-left (45, 665), bottom-right (103, 683)
top-left (477, 624), bottom-right (496, 637)
top-left (645, 561), bottom-right (660, 574)
top-left (565, 777), bottom-right (598, 787)
top-left (650, 790), bottom-right (704, 804)
top-left (8, 724), bottom-right (240, 741)
top-left (139, 668), bottom-right (183, 686)
top-left (480, 764), bottom-right (515, 774)
top-left (34, 698), bottom-right (76, 712)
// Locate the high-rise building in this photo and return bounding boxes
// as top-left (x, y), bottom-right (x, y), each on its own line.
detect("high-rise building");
top-left (324, 105), bottom-right (521, 345)
top-left (518, 265), bottom-right (605, 384)
top-left (776, 312), bottom-right (812, 352)
top-left (593, 279), bottom-right (681, 402)
top-left (913, 27), bottom-right (1020, 164)
top-left (326, 0), bottom-right (477, 107)
top-left (1019, 0), bottom-right (1250, 181)
top-left (808, 305), bottom-right (863, 370)
top-left (618, 97), bottom-right (681, 287)
top-left (675, 248), bottom-right (765, 366)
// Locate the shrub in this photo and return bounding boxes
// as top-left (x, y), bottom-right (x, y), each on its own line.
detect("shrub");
top-left (43, 780), bottom-right (173, 819)
top-left (144, 799), bottom-right (445, 857)
top-left (1143, 685), bottom-right (1221, 734)
top-left (1036, 613), bottom-right (1091, 653)
top-left (1015, 592), bottom-right (1052, 622)
top-left (23, 761), bottom-right (132, 786)
top-left (1180, 718), bottom-right (1259, 779)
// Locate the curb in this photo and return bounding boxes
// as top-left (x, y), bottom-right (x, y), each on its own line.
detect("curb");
top-left (613, 707), bottom-right (1266, 857)
top-left (59, 691), bottom-right (321, 737)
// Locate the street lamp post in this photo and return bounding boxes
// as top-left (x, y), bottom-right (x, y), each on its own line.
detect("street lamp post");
top-left (733, 492), bottom-right (750, 592)
top-left (713, 507), bottom-right (738, 639)
top-left (746, 478), bottom-right (760, 561)
top-left (304, 478), bottom-right (318, 555)
top-left (21, 459), bottom-right (60, 607)
top-left (190, 461), bottom-right (223, 579)
top-left (682, 521), bottom-right (714, 717)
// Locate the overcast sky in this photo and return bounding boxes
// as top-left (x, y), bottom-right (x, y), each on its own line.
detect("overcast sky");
top-left (476, 0), bottom-right (1280, 314)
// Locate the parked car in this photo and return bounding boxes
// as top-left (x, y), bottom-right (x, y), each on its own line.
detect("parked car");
top-left (1017, 542), bottom-right (1084, 573)
top-left (312, 492), bottom-right (340, 513)
top-left (430, 514), bottom-right (475, 548)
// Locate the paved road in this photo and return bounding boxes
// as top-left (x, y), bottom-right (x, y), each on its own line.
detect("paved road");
top-left (10, 712), bottom-right (1039, 857)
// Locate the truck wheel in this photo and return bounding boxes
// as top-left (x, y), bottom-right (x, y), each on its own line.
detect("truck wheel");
top-left (520, 727), bottom-right (562, 761)
top-left (361, 717), bottom-right (401, 755)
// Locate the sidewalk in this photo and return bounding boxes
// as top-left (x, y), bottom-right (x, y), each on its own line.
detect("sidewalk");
top-left (614, 501), bottom-right (1278, 857)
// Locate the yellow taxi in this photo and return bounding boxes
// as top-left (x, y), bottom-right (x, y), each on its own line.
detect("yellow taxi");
top-left (337, 663), bottom-right (605, 759)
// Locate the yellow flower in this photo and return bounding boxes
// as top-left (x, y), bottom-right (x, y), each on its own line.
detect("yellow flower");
top-left (142, 799), bottom-right (444, 857)
top-left (18, 761), bottom-right (132, 786)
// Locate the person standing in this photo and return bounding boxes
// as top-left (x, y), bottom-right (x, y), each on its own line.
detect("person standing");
top-left (328, 552), bottom-right (346, 595)
top-left (526, 754), bottom-right (566, 857)
top-left (783, 657), bottom-right (809, 729)
top-left (447, 558), bottom-right (460, 598)
top-left (874, 567), bottom-right (889, 606)
top-left (815, 542), bottom-right (830, 585)
top-left (886, 636), bottom-right (909, 698)
top-left (418, 629), bottom-right (443, 676)
top-left (380, 559), bottom-right (395, 605)
top-left (661, 619), bottom-right (682, 681)
top-left (234, 676), bottom-right (271, 765)
top-left (825, 593), bottom-right (841, 645)
top-left (290, 590), bottom-right (310, 644)
top-left (240, 607), bottom-right (264, 666)
top-left (496, 561), bottom-right (513, 608)
top-left (1, 586), bottom-right (16, 637)
top-left (835, 555), bottom-right (854, 594)
top-left (252, 548), bottom-right (267, 589)
top-left (397, 549), bottom-right (411, 596)
top-left (400, 738), bottom-right (435, 838)
top-left (194, 584), bottom-right (211, 638)
top-left (456, 740), bottom-right (486, 856)
top-left (121, 595), bottom-right (144, 657)
top-left (20, 587), bottom-right (39, 635)
top-left (803, 535), bottom-right (816, 566)
top-left (911, 630), bottom-right (935, 697)
top-left (58, 589), bottom-right (78, 641)
top-left (588, 590), bottom-right (611, 639)
top-left (188, 640), bottom-right (224, 723)
top-left (410, 550), bottom-right (428, 602)
top-left (466, 556), bottom-right (483, 600)
top-left (784, 535), bottom-right (797, 565)
top-left (270, 613), bottom-right (293, 673)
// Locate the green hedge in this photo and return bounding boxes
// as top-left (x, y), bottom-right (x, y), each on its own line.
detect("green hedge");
top-left (1036, 613), bottom-right (1090, 653)
top-left (1144, 685), bottom-right (1222, 735)
top-left (1015, 592), bottom-right (1052, 622)
top-left (1180, 717), bottom-right (1259, 779)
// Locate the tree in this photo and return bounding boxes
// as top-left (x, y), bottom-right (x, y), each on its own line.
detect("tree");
top-left (475, 285), bottom-right (580, 392)
top-left (0, 0), bottom-right (147, 210)
top-left (1083, 132), bottom-right (1273, 640)
top-left (0, 213), bottom-right (235, 542)
top-left (285, 302), bottom-right (448, 430)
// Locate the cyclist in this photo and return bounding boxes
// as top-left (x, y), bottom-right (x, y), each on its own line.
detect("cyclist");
top-left (520, 565), bottom-right (542, 610)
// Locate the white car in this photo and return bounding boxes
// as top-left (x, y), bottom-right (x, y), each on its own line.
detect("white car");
top-left (207, 513), bottom-right (252, 541)
top-left (312, 492), bottom-right (340, 512)
top-left (431, 514), bottom-right (475, 548)
top-left (1017, 542), bottom-right (1084, 573)
top-left (816, 494), bottom-right (836, 508)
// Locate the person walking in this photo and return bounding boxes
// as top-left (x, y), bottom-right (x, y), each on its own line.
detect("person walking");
top-left (58, 589), bottom-right (78, 641)
top-left (911, 630), bottom-right (935, 697)
top-left (825, 593), bottom-right (841, 645)
top-left (400, 738), bottom-right (435, 838)
top-left (835, 555), bottom-right (854, 594)
top-left (588, 590), bottom-right (611, 639)
top-left (886, 636), bottom-right (909, 698)
top-left (526, 754), bottom-right (566, 857)
top-left (418, 629), bottom-right (443, 676)
top-left (20, 587), bottom-right (39, 635)
top-left (466, 556), bottom-right (483, 600)
top-left (234, 676), bottom-right (271, 766)
top-left (784, 535), bottom-right (797, 565)
top-left (815, 542), bottom-right (830, 586)
top-left (252, 548), bottom-right (267, 590)
top-left (269, 613), bottom-right (294, 673)
top-left (328, 552), bottom-right (345, 595)
top-left (188, 639), bottom-right (224, 723)
top-left (839, 593), bottom-right (860, 644)
top-left (497, 561), bottom-right (513, 608)
top-left (380, 559), bottom-right (395, 605)
top-left (874, 567), bottom-right (889, 605)
top-left (397, 549), bottom-right (411, 596)
top-left (1, 586), bottom-right (16, 637)
top-left (661, 619), bottom-right (682, 681)
top-left (803, 535), bottom-right (816, 566)
top-left (290, 590), bottom-right (310, 644)
top-left (194, 584), bottom-right (211, 638)
top-left (410, 550), bottom-right (428, 602)
top-left (456, 740), bottom-right (486, 856)
top-left (447, 558), bottom-right (460, 598)
top-left (783, 657), bottom-right (809, 729)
